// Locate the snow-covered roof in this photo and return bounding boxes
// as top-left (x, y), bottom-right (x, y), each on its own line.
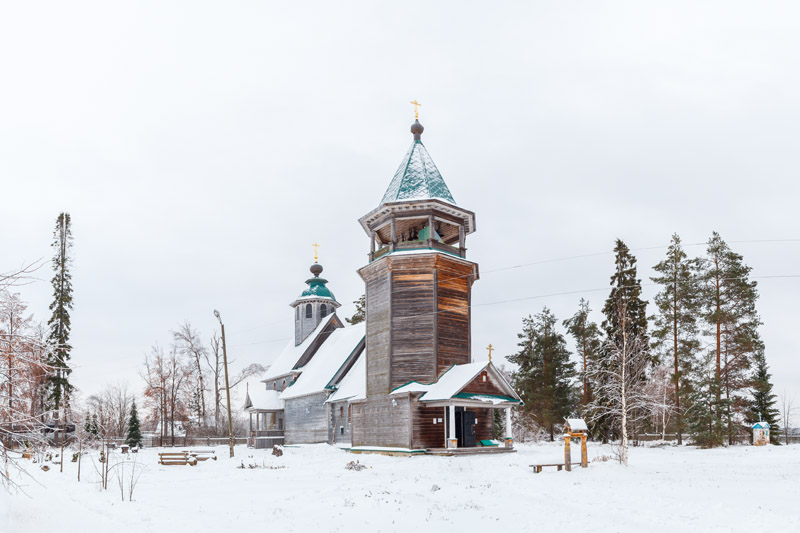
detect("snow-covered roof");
top-left (263, 313), bottom-right (338, 381)
top-left (391, 361), bottom-right (520, 403)
top-left (326, 352), bottom-right (365, 404)
top-left (565, 418), bottom-right (588, 432)
top-left (280, 324), bottom-right (365, 400)
top-left (245, 388), bottom-right (284, 411)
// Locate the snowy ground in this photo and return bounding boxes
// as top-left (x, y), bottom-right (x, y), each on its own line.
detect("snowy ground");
top-left (3, 442), bottom-right (799, 532)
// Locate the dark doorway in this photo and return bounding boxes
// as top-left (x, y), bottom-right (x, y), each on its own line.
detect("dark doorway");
top-left (455, 410), bottom-right (476, 447)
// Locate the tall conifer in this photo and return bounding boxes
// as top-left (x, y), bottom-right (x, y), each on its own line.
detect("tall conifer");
top-left (650, 234), bottom-right (700, 444)
top-left (563, 299), bottom-right (602, 407)
top-left (46, 212), bottom-right (74, 415)
top-left (698, 232), bottom-right (761, 444)
top-left (748, 350), bottom-right (780, 444)
top-left (509, 308), bottom-right (576, 440)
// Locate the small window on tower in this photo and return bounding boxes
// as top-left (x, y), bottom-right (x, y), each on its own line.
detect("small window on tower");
top-left (282, 379), bottom-right (286, 391)
top-left (321, 303), bottom-right (327, 317)
top-left (305, 303), bottom-right (312, 318)
top-left (296, 307), bottom-right (299, 319)
top-left (481, 371), bottom-right (488, 383)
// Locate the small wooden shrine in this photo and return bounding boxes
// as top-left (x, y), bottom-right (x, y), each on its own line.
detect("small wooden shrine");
top-left (564, 418), bottom-right (589, 471)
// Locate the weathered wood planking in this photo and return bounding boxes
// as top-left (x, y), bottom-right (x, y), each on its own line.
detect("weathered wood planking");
top-left (328, 400), bottom-right (352, 445)
top-left (461, 369), bottom-right (509, 397)
top-left (473, 408), bottom-right (495, 441)
top-left (435, 255), bottom-right (474, 376)
top-left (350, 395), bottom-right (412, 448)
top-left (411, 397), bottom-right (447, 449)
top-left (391, 268), bottom-right (436, 388)
top-left (283, 392), bottom-right (330, 444)
top-left (363, 267), bottom-right (391, 396)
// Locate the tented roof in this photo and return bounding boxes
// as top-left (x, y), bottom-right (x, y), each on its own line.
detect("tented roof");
top-left (380, 139), bottom-right (455, 205)
top-left (280, 324), bottom-right (365, 400)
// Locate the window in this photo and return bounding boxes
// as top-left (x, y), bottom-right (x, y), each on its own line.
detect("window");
top-left (296, 306), bottom-right (299, 319)
top-left (282, 379), bottom-right (286, 391)
top-left (347, 406), bottom-right (351, 423)
top-left (339, 406), bottom-right (344, 419)
top-left (272, 382), bottom-right (276, 390)
top-left (305, 303), bottom-right (312, 318)
top-left (321, 303), bottom-right (327, 317)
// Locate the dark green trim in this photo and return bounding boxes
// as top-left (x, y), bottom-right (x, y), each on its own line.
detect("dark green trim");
top-left (452, 392), bottom-right (521, 403)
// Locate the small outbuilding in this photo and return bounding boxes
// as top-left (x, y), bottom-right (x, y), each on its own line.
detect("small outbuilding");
top-left (752, 421), bottom-right (770, 446)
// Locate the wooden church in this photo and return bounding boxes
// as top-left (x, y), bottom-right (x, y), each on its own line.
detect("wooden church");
top-left (247, 111), bottom-right (521, 452)
top-left (349, 114), bottom-right (521, 451)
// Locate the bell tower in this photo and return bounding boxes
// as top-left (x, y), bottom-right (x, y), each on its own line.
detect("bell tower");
top-left (357, 117), bottom-right (478, 396)
top-left (290, 260), bottom-right (341, 346)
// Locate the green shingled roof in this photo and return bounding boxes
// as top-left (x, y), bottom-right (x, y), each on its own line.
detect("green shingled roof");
top-left (380, 139), bottom-right (456, 205)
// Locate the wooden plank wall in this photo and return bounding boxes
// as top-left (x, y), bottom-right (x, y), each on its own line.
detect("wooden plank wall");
top-left (283, 392), bottom-right (329, 444)
top-left (435, 255), bottom-right (473, 376)
top-left (391, 264), bottom-right (436, 389)
top-left (411, 398), bottom-right (446, 449)
top-left (328, 400), bottom-right (352, 445)
top-left (365, 269), bottom-right (391, 396)
top-left (473, 408), bottom-right (495, 441)
top-left (350, 395), bottom-right (411, 448)
top-left (461, 370), bottom-right (509, 397)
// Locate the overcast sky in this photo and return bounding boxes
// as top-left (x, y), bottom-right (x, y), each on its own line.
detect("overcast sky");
top-left (1, 2), bottom-right (798, 406)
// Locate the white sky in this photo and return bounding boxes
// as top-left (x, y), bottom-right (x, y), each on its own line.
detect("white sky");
top-left (1, 2), bottom-right (798, 405)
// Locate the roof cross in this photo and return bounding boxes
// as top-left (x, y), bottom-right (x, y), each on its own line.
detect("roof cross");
top-left (486, 344), bottom-right (494, 364)
top-left (312, 242), bottom-right (320, 263)
top-left (410, 99), bottom-right (421, 120)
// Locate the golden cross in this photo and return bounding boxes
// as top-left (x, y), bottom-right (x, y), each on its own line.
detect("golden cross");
top-left (410, 99), bottom-right (421, 120)
top-left (312, 242), bottom-right (320, 263)
top-left (486, 344), bottom-right (494, 363)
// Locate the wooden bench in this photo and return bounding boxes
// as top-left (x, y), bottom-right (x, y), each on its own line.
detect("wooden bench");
top-left (159, 452), bottom-right (192, 466)
top-left (530, 462), bottom-right (582, 473)
top-left (182, 449), bottom-right (217, 462)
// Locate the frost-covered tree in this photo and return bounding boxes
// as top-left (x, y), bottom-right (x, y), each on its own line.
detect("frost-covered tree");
top-left (46, 212), bottom-right (75, 415)
top-left (587, 298), bottom-right (666, 465)
top-left (650, 234), bottom-right (700, 444)
top-left (509, 308), bottom-right (576, 441)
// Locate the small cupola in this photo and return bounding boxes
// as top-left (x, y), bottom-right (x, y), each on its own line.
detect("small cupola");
top-left (289, 249), bottom-right (341, 345)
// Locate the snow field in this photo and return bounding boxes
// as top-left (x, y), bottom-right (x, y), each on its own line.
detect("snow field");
top-left (3, 442), bottom-right (799, 532)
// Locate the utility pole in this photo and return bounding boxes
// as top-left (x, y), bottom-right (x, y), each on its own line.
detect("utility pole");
top-left (214, 310), bottom-right (235, 458)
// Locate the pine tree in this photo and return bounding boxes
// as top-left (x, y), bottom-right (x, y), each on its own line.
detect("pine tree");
top-left (592, 240), bottom-right (650, 442)
top-left (698, 232), bottom-right (761, 445)
top-left (126, 400), bottom-right (143, 448)
top-left (346, 294), bottom-right (365, 325)
top-left (687, 354), bottom-right (727, 447)
top-left (602, 239), bottom-right (649, 346)
top-left (509, 308), bottom-right (576, 440)
top-left (46, 212), bottom-right (75, 416)
top-left (650, 234), bottom-right (700, 444)
top-left (748, 350), bottom-right (780, 444)
top-left (563, 298), bottom-right (602, 407)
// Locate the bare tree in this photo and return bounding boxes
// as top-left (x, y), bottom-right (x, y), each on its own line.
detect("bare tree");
top-left (173, 322), bottom-right (208, 428)
top-left (780, 390), bottom-right (796, 445)
top-left (587, 300), bottom-right (671, 465)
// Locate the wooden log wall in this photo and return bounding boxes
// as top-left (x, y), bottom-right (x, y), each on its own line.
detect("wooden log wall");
top-left (364, 269), bottom-right (391, 396)
top-left (473, 408), bottom-right (495, 441)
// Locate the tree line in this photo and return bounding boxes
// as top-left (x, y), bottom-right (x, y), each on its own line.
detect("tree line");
top-left (510, 233), bottom-right (783, 458)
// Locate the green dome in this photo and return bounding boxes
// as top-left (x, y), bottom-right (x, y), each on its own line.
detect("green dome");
top-left (300, 276), bottom-right (336, 301)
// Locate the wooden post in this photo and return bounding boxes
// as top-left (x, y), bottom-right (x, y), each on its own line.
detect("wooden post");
top-left (564, 435), bottom-right (571, 472)
top-left (428, 215), bottom-right (435, 246)
top-left (370, 232), bottom-right (376, 256)
top-left (581, 435), bottom-right (588, 468)
top-left (390, 219), bottom-right (397, 251)
top-left (458, 225), bottom-right (465, 256)
top-left (505, 407), bottom-right (513, 448)
top-left (448, 405), bottom-right (457, 448)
